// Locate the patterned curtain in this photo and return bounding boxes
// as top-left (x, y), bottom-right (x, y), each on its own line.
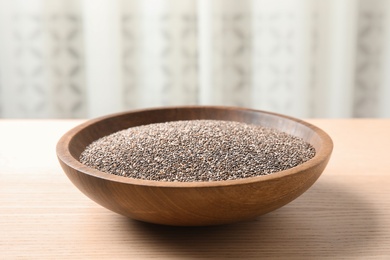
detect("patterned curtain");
top-left (0, 0), bottom-right (389, 118)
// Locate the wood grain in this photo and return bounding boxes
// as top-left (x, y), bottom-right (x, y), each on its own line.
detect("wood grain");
top-left (56, 107), bottom-right (333, 226)
top-left (1, 119), bottom-right (390, 259)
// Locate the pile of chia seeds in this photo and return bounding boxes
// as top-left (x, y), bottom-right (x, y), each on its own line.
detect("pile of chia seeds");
top-left (80, 120), bottom-right (316, 182)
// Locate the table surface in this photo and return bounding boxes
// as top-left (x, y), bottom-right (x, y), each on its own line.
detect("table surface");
top-left (1, 119), bottom-right (389, 259)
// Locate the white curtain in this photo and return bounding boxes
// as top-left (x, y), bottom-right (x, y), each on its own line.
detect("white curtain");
top-left (0, 0), bottom-right (389, 118)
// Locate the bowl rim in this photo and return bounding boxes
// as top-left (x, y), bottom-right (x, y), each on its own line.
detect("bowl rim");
top-left (56, 105), bottom-right (333, 188)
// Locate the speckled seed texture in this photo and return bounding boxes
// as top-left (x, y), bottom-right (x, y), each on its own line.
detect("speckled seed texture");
top-left (80, 120), bottom-right (316, 182)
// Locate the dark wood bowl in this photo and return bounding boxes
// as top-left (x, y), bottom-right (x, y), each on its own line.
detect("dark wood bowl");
top-left (56, 106), bottom-right (333, 226)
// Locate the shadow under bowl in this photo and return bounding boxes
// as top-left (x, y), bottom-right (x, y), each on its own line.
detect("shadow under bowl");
top-left (56, 106), bottom-right (333, 226)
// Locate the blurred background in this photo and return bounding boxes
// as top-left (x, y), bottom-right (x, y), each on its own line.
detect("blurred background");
top-left (0, 0), bottom-right (389, 118)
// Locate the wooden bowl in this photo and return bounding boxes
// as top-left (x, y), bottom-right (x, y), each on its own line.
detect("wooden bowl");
top-left (56, 106), bottom-right (333, 226)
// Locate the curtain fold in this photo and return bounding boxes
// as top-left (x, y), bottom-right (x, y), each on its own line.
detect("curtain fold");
top-left (0, 0), bottom-right (389, 118)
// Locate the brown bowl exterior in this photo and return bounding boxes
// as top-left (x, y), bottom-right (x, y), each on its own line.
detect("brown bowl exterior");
top-left (56, 106), bottom-right (333, 226)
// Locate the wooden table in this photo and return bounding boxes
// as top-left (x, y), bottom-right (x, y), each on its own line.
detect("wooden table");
top-left (1, 119), bottom-right (389, 259)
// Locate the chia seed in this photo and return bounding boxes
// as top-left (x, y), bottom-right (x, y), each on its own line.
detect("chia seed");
top-left (79, 120), bottom-right (316, 182)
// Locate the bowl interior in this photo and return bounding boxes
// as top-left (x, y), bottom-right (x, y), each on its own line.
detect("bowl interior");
top-left (67, 107), bottom-right (326, 167)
